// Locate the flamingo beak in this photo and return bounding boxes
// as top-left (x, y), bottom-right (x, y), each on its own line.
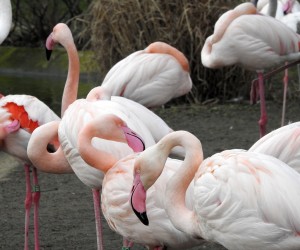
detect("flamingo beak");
top-left (45, 48), bottom-right (52, 61)
top-left (121, 126), bottom-right (145, 153)
top-left (130, 173), bottom-right (149, 226)
top-left (45, 34), bottom-right (55, 61)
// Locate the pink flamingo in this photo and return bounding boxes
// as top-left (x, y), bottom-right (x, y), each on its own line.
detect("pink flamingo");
top-left (254, 0), bottom-right (300, 127)
top-left (0, 94), bottom-right (63, 250)
top-left (130, 130), bottom-right (300, 249)
top-left (201, 2), bottom-right (300, 137)
top-left (28, 104), bottom-right (159, 249)
top-left (96, 41), bottom-right (192, 108)
top-left (75, 115), bottom-right (204, 249)
top-left (40, 22), bottom-right (185, 249)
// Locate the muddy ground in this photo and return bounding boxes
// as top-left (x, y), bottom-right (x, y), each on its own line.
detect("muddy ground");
top-left (0, 99), bottom-right (299, 250)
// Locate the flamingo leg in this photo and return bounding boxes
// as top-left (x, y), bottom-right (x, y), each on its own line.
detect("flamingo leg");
top-left (32, 167), bottom-right (40, 250)
top-left (281, 64), bottom-right (288, 127)
top-left (122, 238), bottom-right (134, 249)
top-left (257, 72), bottom-right (268, 138)
top-left (92, 189), bottom-right (104, 250)
top-left (250, 79), bottom-right (257, 105)
top-left (24, 164), bottom-right (32, 250)
top-left (297, 64), bottom-right (300, 91)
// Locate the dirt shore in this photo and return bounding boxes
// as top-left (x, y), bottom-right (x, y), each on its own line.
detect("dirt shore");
top-left (0, 99), bottom-right (299, 249)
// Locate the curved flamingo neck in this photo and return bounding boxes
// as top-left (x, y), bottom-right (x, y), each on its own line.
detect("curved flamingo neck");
top-left (145, 41), bottom-right (190, 72)
top-left (86, 86), bottom-right (112, 101)
top-left (148, 131), bottom-right (204, 237)
top-left (77, 117), bottom-right (127, 173)
top-left (212, 2), bottom-right (257, 44)
top-left (61, 41), bottom-right (80, 116)
top-left (27, 121), bottom-right (73, 174)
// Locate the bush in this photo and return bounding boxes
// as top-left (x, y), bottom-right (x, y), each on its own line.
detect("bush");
top-left (88, 0), bottom-right (254, 103)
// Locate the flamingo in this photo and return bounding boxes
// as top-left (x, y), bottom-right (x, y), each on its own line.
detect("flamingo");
top-left (253, 0), bottom-right (300, 127)
top-left (0, 21), bottom-right (82, 249)
top-left (96, 41), bottom-right (193, 108)
top-left (0, 94), bottom-right (64, 250)
top-left (0, 0), bottom-right (11, 44)
top-left (74, 115), bottom-right (204, 250)
top-left (38, 22), bottom-right (185, 249)
top-left (201, 2), bottom-right (300, 137)
top-left (27, 101), bottom-right (169, 249)
top-left (130, 130), bottom-right (300, 250)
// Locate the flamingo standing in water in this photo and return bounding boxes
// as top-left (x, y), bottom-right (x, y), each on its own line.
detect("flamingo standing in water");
top-left (130, 130), bottom-right (300, 249)
top-left (97, 41), bottom-right (193, 108)
top-left (201, 2), bottom-right (300, 137)
top-left (74, 115), bottom-right (204, 249)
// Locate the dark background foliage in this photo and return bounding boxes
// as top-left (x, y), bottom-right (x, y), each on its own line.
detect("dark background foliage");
top-left (3, 0), bottom-right (297, 104)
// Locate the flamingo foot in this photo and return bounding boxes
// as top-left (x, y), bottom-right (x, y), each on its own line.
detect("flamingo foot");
top-left (122, 238), bottom-right (134, 249)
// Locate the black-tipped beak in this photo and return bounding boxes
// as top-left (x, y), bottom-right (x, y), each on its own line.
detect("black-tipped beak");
top-left (133, 208), bottom-right (149, 226)
top-left (46, 48), bottom-right (52, 61)
top-left (130, 193), bottom-right (149, 226)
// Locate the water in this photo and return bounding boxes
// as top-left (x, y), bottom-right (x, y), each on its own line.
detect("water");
top-left (0, 72), bottom-right (97, 115)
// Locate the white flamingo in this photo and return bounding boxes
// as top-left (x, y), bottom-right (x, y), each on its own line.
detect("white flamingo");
top-left (29, 22), bottom-right (185, 250)
top-left (130, 130), bottom-right (300, 249)
top-left (76, 116), bottom-right (204, 250)
top-left (201, 2), bottom-right (300, 137)
top-left (96, 41), bottom-right (193, 108)
top-left (0, 94), bottom-right (64, 250)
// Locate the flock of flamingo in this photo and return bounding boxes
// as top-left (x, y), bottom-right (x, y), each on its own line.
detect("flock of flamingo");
top-left (1, 0), bottom-right (300, 249)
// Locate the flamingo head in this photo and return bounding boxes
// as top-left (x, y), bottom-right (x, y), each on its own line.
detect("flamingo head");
top-left (45, 23), bottom-right (74, 60)
top-left (130, 143), bottom-right (166, 226)
top-left (130, 171), bottom-right (149, 226)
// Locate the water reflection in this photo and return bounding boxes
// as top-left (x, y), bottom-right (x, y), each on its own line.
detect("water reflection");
top-left (0, 73), bottom-right (96, 115)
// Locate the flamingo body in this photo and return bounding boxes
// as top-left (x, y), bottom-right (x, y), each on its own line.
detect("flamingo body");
top-left (0, 94), bottom-right (60, 163)
top-left (100, 41), bottom-right (192, 108)
top-left (201, 7), bottom-right (300, 70)
top-left (58, 98), bottom-right (155, 189)
top-left (249, 121), bottom-right (300, 172)
top-left (130, 131), bottom-right (300, 250)
top-left (0, 0), bottom-right (11, 44)
top-left (101, 154), bottom-right (203, 249)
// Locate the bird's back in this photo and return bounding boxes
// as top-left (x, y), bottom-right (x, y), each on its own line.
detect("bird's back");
top-left (194, 150), bottom-right (300, 249)
top-left (202, 12), bottom-right (300, 70)
top-left (249, 122), bottom-right (300, 172)
top-left (102, 49), bottom-right (192, 107)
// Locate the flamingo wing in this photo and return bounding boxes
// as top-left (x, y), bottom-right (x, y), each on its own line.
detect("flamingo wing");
top-left (193, 150), bottom-right (300, 249)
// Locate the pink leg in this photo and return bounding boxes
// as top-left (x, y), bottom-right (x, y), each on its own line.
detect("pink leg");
top-left (92, 189), bottom-right (104, 250)
top-left (122, 238), bottom-right (134, 249)
top-left (281, 64), bottom-right (288, 127)
top-left (24, 164), bottom-right (32, 250)
top-left (257, 72), bottom-right (268, 138)
top-left (32, 167), bottom-right (40, 250)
